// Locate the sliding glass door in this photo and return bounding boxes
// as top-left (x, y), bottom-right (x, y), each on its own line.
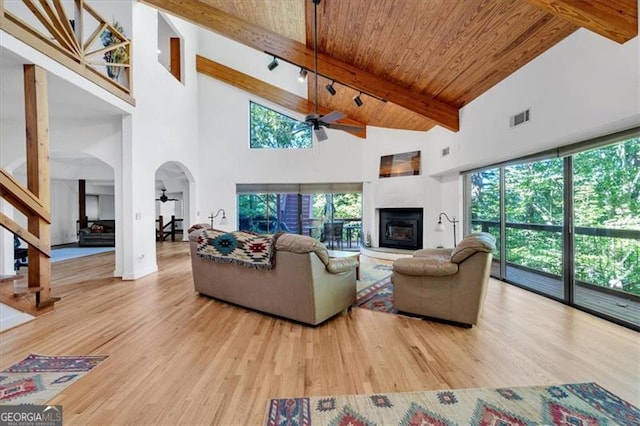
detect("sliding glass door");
top-left (504, 158), bottom-right (564, 299)
top-left (572, 138), bottom-right (640, 323)
top-left (464, 130), bottom-right (639, 329)
top-left (236, 184), bottom-right (363, 251)
top-left (469, 168), bottom-right (502, 278)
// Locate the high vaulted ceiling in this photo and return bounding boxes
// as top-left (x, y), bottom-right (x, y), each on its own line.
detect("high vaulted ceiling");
top-left (143, 0), bottom-right (637, 134)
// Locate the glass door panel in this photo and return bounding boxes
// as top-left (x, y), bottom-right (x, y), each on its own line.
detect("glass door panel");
top-left (469, 168), bottom-right (502, 278)
top-left (573, 138), bottom-right (640, 326)
top-left (504, 159), bottom-right (565, 299)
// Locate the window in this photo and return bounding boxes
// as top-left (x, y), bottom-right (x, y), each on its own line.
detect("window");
top-left (249, 102), bottom-right (312, 149)
top-left (157, 13), bottom-right (183, 83)
top-left (236, 183), bottom-right (363, 251)
top-left (464, 128), bottom-right (640, 330)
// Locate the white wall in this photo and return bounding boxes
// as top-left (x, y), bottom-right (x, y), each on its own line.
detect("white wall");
top-left (116, 4), bottom-right (200, 279)
top-left (424, 29), bottom-right (639, 232)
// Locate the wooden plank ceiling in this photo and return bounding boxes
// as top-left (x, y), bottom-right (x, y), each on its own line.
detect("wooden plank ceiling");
top-left (145, 0), bottom-right (637, 133)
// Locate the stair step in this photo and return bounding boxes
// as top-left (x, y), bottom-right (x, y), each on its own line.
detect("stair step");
top-left (13, 286), bottom-right (43, 298)
top-left (0, 274), bottom-right (24, 283)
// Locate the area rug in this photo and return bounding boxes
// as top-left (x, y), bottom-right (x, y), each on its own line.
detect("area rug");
top-left (357, 261), bottom-right (393, 291)
top-left (265, 382), bottom-right (640, 425)
top-left (51, 246), bottom-right (114, 263)
top-left (356, 277), bottom-right (397, 314)
top-left (0, 354), bottom-right (109, 405)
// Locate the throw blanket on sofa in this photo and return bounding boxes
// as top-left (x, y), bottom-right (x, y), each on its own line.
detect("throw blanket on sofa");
top-left (196, 229), bottom-right (281, 269)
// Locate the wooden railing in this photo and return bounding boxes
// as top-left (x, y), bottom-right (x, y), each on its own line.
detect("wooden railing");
top-left (0, 0), bottom-right (134, 104)
top-left (156, 215), bottom-right (183, 242)
top-left (0, 170), bottom-right (51, 257)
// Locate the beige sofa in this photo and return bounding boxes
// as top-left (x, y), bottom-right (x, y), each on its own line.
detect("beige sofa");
top-left (189, 229), bottom-right (358, 325)
top-left (391, 232), bottom-right (496, 327)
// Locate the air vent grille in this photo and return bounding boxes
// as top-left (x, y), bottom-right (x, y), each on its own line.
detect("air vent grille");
top-left (510, 109), bottom-right (530, 127)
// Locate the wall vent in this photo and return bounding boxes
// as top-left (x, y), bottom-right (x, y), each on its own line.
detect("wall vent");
top-left (510, 108), bottom-right (530, 127)
top-left (441, 146), bottom-right (450, 157)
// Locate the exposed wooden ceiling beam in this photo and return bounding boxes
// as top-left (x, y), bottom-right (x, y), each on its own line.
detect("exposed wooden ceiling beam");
top-left (524, 0), bottom-right (637, 44)
top-left (141, 0), bottom-right (459, 132)
top-left (196, 55), bottom-right (367, 139)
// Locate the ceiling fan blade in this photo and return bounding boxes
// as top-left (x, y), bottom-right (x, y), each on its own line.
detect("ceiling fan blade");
top-left (320, 111), bottom-right (346, 124)
top-left (314, 127), bottom-right (328, 141)
top-left (325, 123), bottom-right (365, 133)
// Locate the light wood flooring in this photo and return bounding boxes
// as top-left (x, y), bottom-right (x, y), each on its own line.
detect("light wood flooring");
top-left (0, 242), bottom-right (638, 425)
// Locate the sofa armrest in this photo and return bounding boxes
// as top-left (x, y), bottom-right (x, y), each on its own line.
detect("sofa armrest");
top-left (393, 257), bottom-right (458, 277)
top-left (326, 257), bottom-right (359, 274)
top-left (413, 248), bottom-right (453, 258)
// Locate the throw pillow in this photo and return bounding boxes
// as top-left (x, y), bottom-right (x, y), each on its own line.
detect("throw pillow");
top-left (90, 224), bottom-right (104, 233)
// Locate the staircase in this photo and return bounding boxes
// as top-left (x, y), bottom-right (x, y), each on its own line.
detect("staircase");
top-left (0, 65), bottom-right (55, 310)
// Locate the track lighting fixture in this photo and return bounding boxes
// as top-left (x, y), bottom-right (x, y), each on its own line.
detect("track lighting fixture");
top-left (298, 68), bottom-right (308, 82)
top-left (267, 56), bottom-right (279, 71)
top-left (325, 81), bottom-right (337, 96)
top-left (353, 92), bottom-right (363, 107)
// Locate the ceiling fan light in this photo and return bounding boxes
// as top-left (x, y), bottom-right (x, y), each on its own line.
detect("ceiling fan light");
top-left (298, 68), bottom-right (308, 82)
top-left (267, 56), bottom-right (279, 71)
top-left (353, 93), bottom-right (364, 107)
top-left (325, 82), bottom-right (337, 96)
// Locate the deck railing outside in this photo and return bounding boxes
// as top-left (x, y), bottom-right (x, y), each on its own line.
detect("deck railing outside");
top-left (472, 219), bottom-right (640, 298)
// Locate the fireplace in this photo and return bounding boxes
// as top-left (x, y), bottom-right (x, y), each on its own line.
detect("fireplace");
top-left (379, 208), bottom-right (423, 250)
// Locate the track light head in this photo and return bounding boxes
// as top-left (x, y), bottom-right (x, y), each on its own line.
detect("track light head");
top-left (325, 81), bottom-right (337, 96)
top-left (298, 68), bottom-right (308, 82)
top-left (267, 56), bottom-right (279, 71)
top-left (353, 92), bottom-right (363, 107)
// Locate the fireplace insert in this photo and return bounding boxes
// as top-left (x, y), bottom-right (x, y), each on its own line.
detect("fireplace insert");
top-left (379, 208), bottom-right (423, 250)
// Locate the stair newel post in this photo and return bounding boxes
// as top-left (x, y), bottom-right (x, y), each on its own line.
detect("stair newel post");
top-left (24, 64), bottom-right (52, 308)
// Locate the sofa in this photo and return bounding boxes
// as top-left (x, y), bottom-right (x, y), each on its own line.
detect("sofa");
top-left (391, 232), bottom-right (496, 327)
top-left (78, 220), bottom-right (116, 247)
top-left (189, 228), bottom-right (359, 325)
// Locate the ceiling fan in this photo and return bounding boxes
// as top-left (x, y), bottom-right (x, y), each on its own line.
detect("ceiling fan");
top-left (304, 0), bottom-right (364, 141)
top-left (156, 188), bottom-right (178, 203)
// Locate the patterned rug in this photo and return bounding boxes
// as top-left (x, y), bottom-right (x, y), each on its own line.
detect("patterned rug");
top-left (356, 277), bottom-right (397, 314)
top-left (265, 382), bottom-right (640, 425)
top-left (0, 354), bottom-right (109, 405)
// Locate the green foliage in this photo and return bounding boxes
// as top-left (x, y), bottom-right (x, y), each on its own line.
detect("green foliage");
top-left (250, 102), bottom-right (312, 149)
top-left (470, 138), bottom-right (640, 296)
top-left (312, 193), bottom-right (362, 219)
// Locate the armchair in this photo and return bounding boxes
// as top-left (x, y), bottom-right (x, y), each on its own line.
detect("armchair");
top-left (391, 232), bottom-right (496, 327)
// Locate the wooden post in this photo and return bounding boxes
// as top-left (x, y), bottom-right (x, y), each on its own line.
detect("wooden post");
top-left (170, 215), bottom-right (176, 241)
top-left (79, 179), bottom-right (87, 229)
top-left (157, 215), bottom-right (163, 241)
top-left (24, 64), bottom-right (52, 308)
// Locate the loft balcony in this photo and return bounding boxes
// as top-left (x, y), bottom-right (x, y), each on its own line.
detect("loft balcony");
top-left (0, 0), bottom-right (133, 105)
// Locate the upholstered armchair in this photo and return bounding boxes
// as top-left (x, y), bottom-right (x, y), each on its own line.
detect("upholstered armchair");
top-left (391, 232), bottom-right (496, 327)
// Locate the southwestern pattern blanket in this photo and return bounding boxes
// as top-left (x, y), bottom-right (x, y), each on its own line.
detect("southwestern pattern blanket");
top-left (196, 229), bottom-right (281, 269)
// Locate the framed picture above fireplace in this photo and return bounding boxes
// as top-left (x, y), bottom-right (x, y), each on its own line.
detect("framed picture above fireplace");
top-left (379, 150), bottom-right (421, 178)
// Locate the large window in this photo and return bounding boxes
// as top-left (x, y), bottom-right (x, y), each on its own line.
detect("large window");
top-left (249, 102), bottom-right (312, 149)
top-left (465, 129), bottom-right (640, 330)
top-left (236, 184), bottom-right (363, 251)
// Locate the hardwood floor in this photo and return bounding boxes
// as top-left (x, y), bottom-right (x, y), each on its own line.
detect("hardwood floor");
top-left (1, 242), bottom-right (638, 424)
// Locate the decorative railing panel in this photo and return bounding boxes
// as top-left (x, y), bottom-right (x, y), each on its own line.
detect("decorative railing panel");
top-left (0, 0), bottom-right (133, 104)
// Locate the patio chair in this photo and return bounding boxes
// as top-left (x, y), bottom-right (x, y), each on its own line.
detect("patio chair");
top-left (322, 222), bottom-right (344, 250)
